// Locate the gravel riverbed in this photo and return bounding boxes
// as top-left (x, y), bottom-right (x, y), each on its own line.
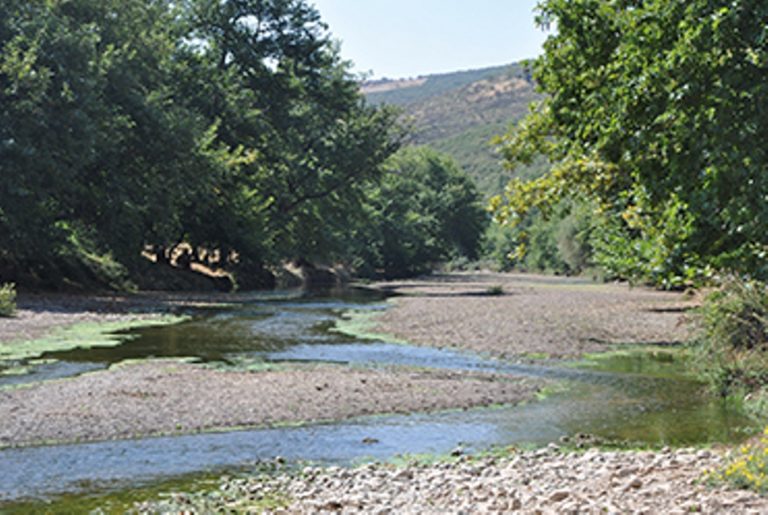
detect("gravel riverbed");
top-left (3, 274), bottom-right (761, 511)
top-left (370, 272), bottom-right (696, 359)
top-left (0, 360), bottom-right (541, 447)
top-left (136, 446), bottom-right (768, 513)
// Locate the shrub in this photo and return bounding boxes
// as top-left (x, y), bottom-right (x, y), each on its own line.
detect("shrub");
top-left (484, 197), bottom-right (597, 275)
top-left (691, 278), bottom-right (768, 405)
top-left (485, 285), bottom-right (504, 296)
top-left (0, 283), bottom-right (16, 317)
top-left (708, 427), bottom-right (768, 492)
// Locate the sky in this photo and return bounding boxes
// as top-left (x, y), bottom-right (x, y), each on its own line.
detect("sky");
top-left (311, 0), bottom-right (549, 80)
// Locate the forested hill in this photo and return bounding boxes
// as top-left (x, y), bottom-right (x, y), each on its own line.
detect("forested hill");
top-left (362, 63), bottom-right (544, 196)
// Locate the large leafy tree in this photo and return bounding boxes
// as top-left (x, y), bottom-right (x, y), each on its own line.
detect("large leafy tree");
top-left (0, 0), bottom-right (231, 285)
top-left (492, 0), bottom-right (768, 286)
top-left (0, 0), bottom-right (402, 289)
top-left (352, 147), bottom-right (487, 279)
top-left (180, 0), bottom-right (402, 271)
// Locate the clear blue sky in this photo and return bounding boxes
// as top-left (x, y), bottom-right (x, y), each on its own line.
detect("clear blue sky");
top-left (311, 0), bottom-right (548, 79)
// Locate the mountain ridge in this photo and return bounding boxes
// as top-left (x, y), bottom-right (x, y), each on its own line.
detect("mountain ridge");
top-left (361, 62), bottom-right (545, 196)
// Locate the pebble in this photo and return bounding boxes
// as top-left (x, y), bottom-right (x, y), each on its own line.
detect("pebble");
top-left (134, 447), bottom-right (768, 514)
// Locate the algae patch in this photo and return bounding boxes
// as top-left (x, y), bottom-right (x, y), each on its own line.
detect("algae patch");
top-left (572, 346), bottom-right (692, 380)
top-left (334, 305), bottom-right (408, 344)
top-left (0, 315), bottom-right (187, 364)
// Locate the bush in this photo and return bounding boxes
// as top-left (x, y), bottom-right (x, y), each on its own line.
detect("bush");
top-left (708, 427), bottom-right (768, 493)
top-left (481, 224), bottom-right (518, 272)
top-left (483, 198), bottom-right (596, 275)
top-left (0, 283), bottom-right (16, 317)
top-left (691, 278), bottom-right (768, 406)
top-left (485, 285), bottom-right (504, 296)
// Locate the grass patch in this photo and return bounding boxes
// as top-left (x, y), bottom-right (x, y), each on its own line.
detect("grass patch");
top-left (523, 351), bottom-right (551, 361)
top-left (0, 467), bottom-right (286, 515)
top-left (0, 283), bottom-right (16, 317)
top-left (0, 365), bottom-right (30, 377)
top-left (573, 346), bottom-right (692, 380)
top-left (333, 306), bottom-right (409, 344)
top-left (534, 380), bottom-right (572, 401)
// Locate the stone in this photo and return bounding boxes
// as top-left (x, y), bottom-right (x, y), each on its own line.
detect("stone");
top-left (624, 477), bottom-right (643, 490)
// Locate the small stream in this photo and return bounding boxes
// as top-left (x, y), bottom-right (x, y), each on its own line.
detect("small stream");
top-left (0, 287), bottom-right (756, 506)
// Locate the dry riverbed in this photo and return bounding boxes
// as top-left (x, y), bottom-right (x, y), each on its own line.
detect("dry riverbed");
top-left (0, 360), bottom-right (540, 447)
top-left (2, 273), bottom-right (760, 512)
top-left (369, 272), bottom-right (696, 359)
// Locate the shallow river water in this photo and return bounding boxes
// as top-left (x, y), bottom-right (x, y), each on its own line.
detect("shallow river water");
top-left (0, 287), bottom-right (756, 508)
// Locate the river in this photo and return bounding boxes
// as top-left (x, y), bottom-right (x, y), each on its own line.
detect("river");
top-left (0, 287), bottom-right (755, 509)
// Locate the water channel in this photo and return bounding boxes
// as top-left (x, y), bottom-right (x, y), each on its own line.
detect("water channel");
top-left (0, 287), bottom-right (756, 508)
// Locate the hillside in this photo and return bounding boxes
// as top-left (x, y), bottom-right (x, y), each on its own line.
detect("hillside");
top-left (362, 63), bottom-right (545, 196)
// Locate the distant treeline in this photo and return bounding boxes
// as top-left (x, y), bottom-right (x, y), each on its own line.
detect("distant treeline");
top-left (0, 0), bottom-right (486, 290)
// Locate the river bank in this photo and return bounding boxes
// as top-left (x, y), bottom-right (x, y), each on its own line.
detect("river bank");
top-left (1, 272), bottom-right (760, 512)
top-left (134, 446), bottom-right (768, 513)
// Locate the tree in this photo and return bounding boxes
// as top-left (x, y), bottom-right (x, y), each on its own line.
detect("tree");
top-left (491, 0), bottom-right (768, 287)
top-left (352, 147), bottom-right (487, 279)
top-left (179, 0), bottom-right (403, 274)
top-left (0, 0), bottom-right (403, 289)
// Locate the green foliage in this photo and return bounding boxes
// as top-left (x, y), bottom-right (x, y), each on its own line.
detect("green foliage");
top-left (351, 147), bottom-right (488, 279)
top-left (0, 283), bottom-right (16, 317)
top-left (485, 285), bottom-right (504, 296)
top-left (691, 278), bottom-right (768, 403)
top-left (491, 0), bottom-right (768, 286)
top-left (708, 429), bottom-right (768, 492)
top-left (484, 198), bottom-right (597, 275)
top-left (482, 224), bottom-right (518, 272)
top-left (0, 0), bottom-right (402, 290)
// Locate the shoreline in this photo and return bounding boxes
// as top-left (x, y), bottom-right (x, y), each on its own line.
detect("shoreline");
top-left (132, 446), bottom-right (768, 513)
top-left (0, 272), bottom-right (706, 450)
top-left (3, 272), bottom-right (763, 512)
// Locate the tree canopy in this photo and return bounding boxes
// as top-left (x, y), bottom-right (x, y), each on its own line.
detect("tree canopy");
top-left (491, 0), bottom-right (768, 287)
top-left (352, 147), bottom-right (487, 279)
top-left (3, 0), bottom-right (464, 289)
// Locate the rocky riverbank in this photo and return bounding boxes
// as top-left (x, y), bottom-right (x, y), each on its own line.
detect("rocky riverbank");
top-left (135, 445), bottom-right (768, 513)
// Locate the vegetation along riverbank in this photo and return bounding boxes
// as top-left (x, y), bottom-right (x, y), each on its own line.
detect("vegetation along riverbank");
top-left (2, 0), bottom-right (768, 511)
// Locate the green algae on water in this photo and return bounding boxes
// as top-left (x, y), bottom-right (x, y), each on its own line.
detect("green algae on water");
top-left (572, 345), bottom-right (693, 380)
top-left (0, 315), bottom-right (187, 364)
top-left (333, 306), bottom-right (408, 344)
